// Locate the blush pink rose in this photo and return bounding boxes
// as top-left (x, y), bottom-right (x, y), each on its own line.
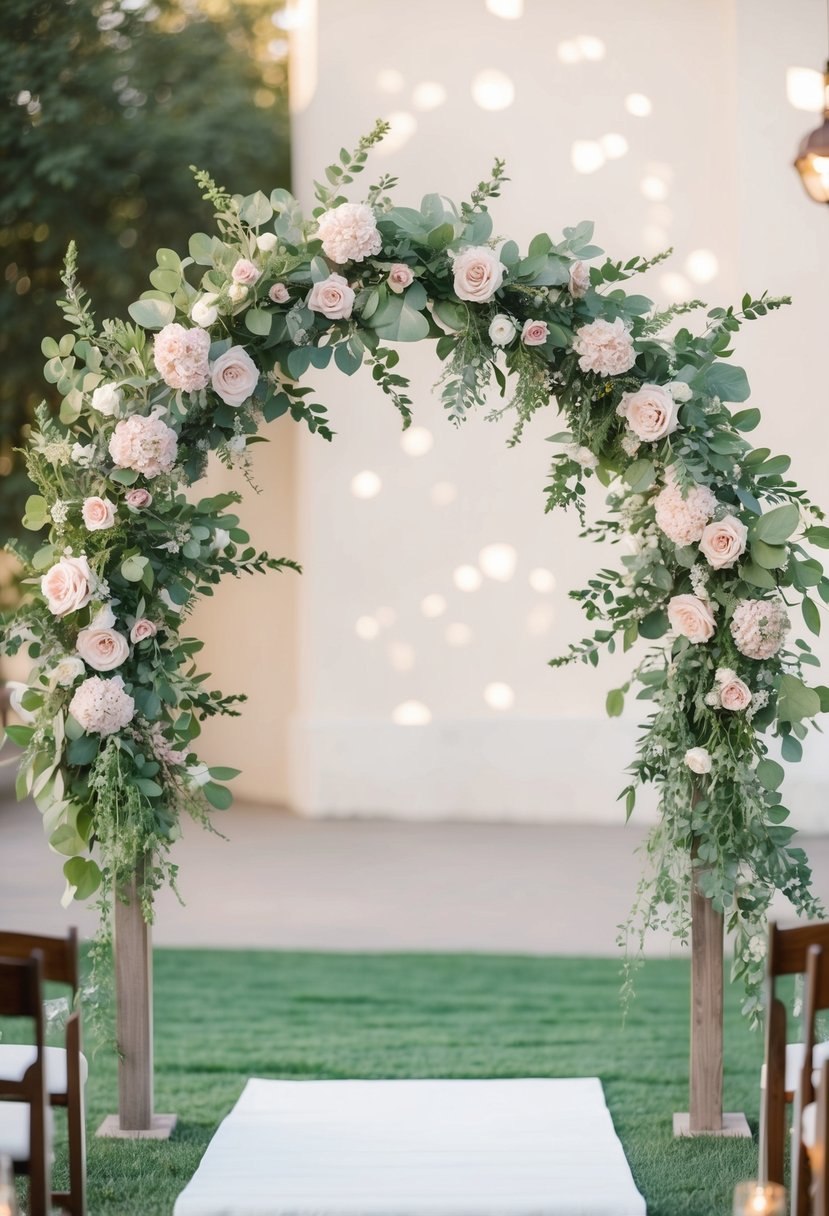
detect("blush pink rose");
top-left (269, 283), bottom-right (290, 304)
top-left (617, 384), bottom-right (679, 443)
top-left (388, 264), bottom-right (415, 294)
top-left (82, 496), bottom-right (116, 531)
top-left (521, 319), bottom-right (549, 346)
top-left (569, 260), bottom-right (590, 298)
top-left (76, 626), bottom-right (129, 672)
top-left (41, 555), bottom-right (94, 617)
top-left (714, 669), bottom-right (753, 712)
top-left (210, 346), bottom-right (260, 407)
top-left (232, 258), bottom-right (261, 286)
top-left (130, 618), bottom-right (158, 644)
top-left (699, 515), bottom-right (748, 570)
top-left (126, 488), bottom-right (152, 509)
top-left (667, 594), bottom-right (716, 644)
top-left (452, 246), bottom-right (505, 304)
top-left (308, 273), bottom-right (355, 320)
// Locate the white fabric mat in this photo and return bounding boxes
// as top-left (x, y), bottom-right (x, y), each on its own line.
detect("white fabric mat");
top-left (174, 1077), bottom-right (646, 1216)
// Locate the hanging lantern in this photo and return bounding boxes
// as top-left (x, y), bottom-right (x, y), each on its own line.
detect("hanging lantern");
top-left (794, 63), bottom-right (829, 204)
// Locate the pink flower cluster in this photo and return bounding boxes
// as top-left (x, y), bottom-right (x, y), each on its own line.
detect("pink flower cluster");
top-left (148, 722), bottom-right (188, 767)
top-left (730, 598), bottom-right (790, 660)
top-left (69, 675), bottom-right (135, 736)
top-left (654, 468), bottom-right (717, 546)
top-left (153, 323), bottom-right (211, 393)
top-left (572, 317), bottom-right (636, 377)
top-left (109, 413), bottom-right (178, 479)
top-left (317, 202), bottom-right (382, 264)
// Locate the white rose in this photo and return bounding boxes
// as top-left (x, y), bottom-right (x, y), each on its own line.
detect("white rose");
top-left (211, 346), bottom-right (260, 407)
top-left (257, 233), bottom-right (278, 252)
top-left (213, 529), bottom-right (231, 552)
top-left (565, 444), bottom-right (598, 469)
top-left (50, 656), bottom-right (86, 688)
top-left (452, 246), bottom-right (505, 304)
top-left (91, 383), bottom-right (122, 417)
top-left (568, 260), bottom-right (590, 298)
top-left (488, 315), bottom-right (517, 346)
top-left (90, 603), bottom-right (116, 630)
top-left (667, 380), bottom-right (693, 403)
top-left (191, 293), bottom-right (219, 328)
top-left (71, 443), bottom-right (95, 468)
top-left (228, 283), bottom-right (248, 303)
top-left (684, 747), bottom-right (712, 775)
top-left (187, 762), bottom-right (211, 787)
top-left (667, 594), bottom-right (716, 644)
top-left (699, 515), bottom-right (748, 570)
top-left (76, 627), bottom-right (129, 672)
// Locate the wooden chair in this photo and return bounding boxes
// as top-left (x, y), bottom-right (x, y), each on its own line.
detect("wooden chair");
top-left (760, 921), bottom-right (829, 1186)
top-left (791, 944), bottom-right (829, 1216)
top-left (0, 951), bottom-right (51, 1216)
top-left (0, 929), bottom-right (87, 1216)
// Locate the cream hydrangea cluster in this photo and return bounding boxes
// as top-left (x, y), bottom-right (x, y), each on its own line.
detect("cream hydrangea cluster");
top-left (730, 598), bottom-right (790, 660)
top-left (316, 201), bottom-right (382, 264)
top-left (68, 675), bottom-right (135, 736)
top-left (108, 413), bottom-right (178, 479)
top-left (654, 468), bottom-right (717, 546)
top-left (572, 317), bottom-right (636, 377)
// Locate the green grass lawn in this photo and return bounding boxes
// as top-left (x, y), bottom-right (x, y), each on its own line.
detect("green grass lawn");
top-left (48, 951), bottom-right (764, 1215)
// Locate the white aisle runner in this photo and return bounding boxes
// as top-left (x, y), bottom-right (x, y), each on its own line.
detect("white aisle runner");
top-left (174, 1077), bottom-right (646, 1216)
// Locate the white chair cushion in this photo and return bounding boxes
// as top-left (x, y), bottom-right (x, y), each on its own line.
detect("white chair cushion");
top-left (760, 1040), bottom-right (829, 1095)
top-left (803, 1101), bottom-right (818, 1160)
top-left (0, 1045), bottom-right (88, 1097)
top-left (0, 1102), bottom-right (54, 1163)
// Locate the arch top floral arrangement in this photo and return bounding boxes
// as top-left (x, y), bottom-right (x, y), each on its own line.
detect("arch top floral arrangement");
top-left (3, 119), bottom-right (828, 1016)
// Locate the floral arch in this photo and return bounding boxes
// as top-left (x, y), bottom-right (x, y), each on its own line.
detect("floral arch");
top-left (3, 120), bottom-right (827, 1023)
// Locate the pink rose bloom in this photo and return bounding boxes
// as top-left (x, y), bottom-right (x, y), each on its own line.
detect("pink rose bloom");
top-left (654, 468), bottom-right (717, 546)
top-left (569, 260), bottom-right (590, 298)
top-left (41, 555), bottom-right (94, 617)
top-left (388, 264), bottom-right (414, 294)
top-left (126, 488), bottom-right (152, 510)
top-left (617, 383), bottom-right (679, 444)
top-left (317, 202), bottom-right (382, 264)
top-left (308, 273), bottom-right (355, 320)
top-left (69, 674), bottom-right (135, 736)
top-left (713, 668), bottom-right (752, 712)
top-left (76, 626), bottom-right (129, 672)
top-left (521, 319), bottom-right (549, 347)
top-left (699, 515), bottom-right (748, 570)
top-left (667, 594), bottom-right (716, 644)
top-left (109, 413), bottom-right (178, 479)
top-left (232, 258), bottom-right (261, 286)
top-left (452, 246), bottom-right (505, 304)
top-left (730, 598), bottom-right (789, 660)
top-left (269, 283), bottom-right (290, 304)
top-left (211, 346), bottom-right (260, 407)
top-left (153, 323), bottom-right (211, 393)
top-left (572, 317), bottom-right (636, 377)
top-left (82, 496), bottom-right (116, 532)
top-left (130, 618), bottom-right (158, 644)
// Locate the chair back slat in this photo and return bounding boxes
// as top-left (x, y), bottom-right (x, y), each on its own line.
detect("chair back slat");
top-left (768, 921), bottom-right (829, 979)
top-left (0, 953), bottom-right (42, 1018)
top-left (0, 928), bottom-right (78, 990)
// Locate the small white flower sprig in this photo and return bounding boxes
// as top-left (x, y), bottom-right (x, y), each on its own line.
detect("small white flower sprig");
top-left (2, 120), bottom-right (827, 1020)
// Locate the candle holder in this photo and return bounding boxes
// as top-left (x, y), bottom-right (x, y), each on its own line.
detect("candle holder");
top-left (0, 1154), bottom-right (17, 1216)
top-left (732, 1181), bottom-right (786, 1216)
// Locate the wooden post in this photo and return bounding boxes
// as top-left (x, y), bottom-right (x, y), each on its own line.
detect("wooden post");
top-left (96, 861), bottom-right (177, 1139)
top-left (673, 830), bottom-right (751, 1138)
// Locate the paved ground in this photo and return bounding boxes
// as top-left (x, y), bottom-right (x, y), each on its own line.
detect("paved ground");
top-left (5, 797), bottom-right (829, 955)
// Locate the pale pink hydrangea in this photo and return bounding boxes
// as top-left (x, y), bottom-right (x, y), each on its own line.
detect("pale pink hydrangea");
top-left (109, 413), bottom-right (178, 479)
top-left (317, 202), bottom-right (382, 264)
top-left (730, 598), bottom-right (790, 660)
top-left (572, 317), bottom-right (636, 377)
top-left (69, 675), bottom-right (135, 736)
top-left (153, 323), bottom-right (211, 393)
top-left (654, 468), bottom-right (717, 546)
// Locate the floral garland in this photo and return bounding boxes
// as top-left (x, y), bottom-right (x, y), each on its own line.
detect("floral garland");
top-left (3, 120), bottom-right (827, 1018)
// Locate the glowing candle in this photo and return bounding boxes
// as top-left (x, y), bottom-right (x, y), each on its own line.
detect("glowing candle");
top-left (732, 1181), bottom-right (786, 1216)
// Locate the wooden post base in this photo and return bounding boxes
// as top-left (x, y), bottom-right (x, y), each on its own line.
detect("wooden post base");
top-left (673, 1111), bottom-right (752, 1139)
top-left (96, 1113), bottom-right (178, 1141)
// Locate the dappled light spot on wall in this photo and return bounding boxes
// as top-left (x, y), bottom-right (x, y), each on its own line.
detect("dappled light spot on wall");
top-left (401, 425), bottom-right (434, 456)
top-left (375, 606), bottom-right (396, 628)
top-left (625, 93), bottom-right (652, 117)
top-left (484, 682), bottom-right (515, 711)
top-left (685, 249), bottom-right (719, 285)
top-left (643, 225), bottom-right (669, 253)
top-left (527, 604), bottom-right (555, 636)
top-left (453, 565), bottom-right (483, 592)
top-left (660, 272), bottom-right (692, 300)
top-left (571, 141), bottom-right (605, 174)
top-left (412, 82), bottom-right (447, 112)
top-left (787, 66), bottom-right (825, 113)
top-left (471, 69), bottom-right (515, 112)
top-left (479, 543), bottom-right (517, 582)
top-left (392, 700), bottom-right (432, 725)
top-left (377, 69), bottom-right (405, 94)
top-left (557, 41), bottom-right (581, 65)
top-left (640, 176), bottom-right (669, 202)
top-left (350, 470), bottom-right (382, 499)
top-left (528, 567), bottom-right (556, 594)
top-left (445, 623), bottom-right (472, 647)
top-left (430, 481), bottom-right (458, 506)
top-left (600, 133), bottom-right (628, 160)
top-left (485, 0), bottom-right (524, 18)
top-left (388, 642), bottom-right (415, 672)
top-left (355, 616), bottom-right (380, 641)
top-left (576, 35), bottom-right (606, 62)
top-left (421, 594), bottom-right (447, 619)
top-left (377, 112), bottom-right (417, 155)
